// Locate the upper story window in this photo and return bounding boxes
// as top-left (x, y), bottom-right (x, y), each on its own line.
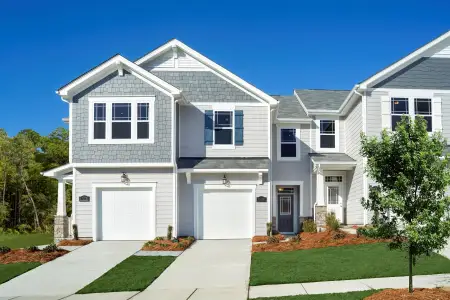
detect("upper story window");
top-left (277, 126), bottom-right (300, 161)
top-left (320, 120), bottom-right (336, 149)
top-left (390, 97), bottom-right (432, 132)
top-left (89, 97), bottom-right (155, 144)
top-left (214, 111), bottom-right (234, 145)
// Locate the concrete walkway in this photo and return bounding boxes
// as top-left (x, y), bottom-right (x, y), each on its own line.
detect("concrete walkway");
top-left (249, 273), bottom-right (450, 299)
top-left (0, 241), bottom-right (143, 298)
top-left (135, 240), bottom-right (251, 300)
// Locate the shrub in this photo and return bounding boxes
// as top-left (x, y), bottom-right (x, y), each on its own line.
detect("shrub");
top-left (171, 238), bottom-right (179, 243)
top-left (187, 236), bottom-right (195, 242)
top-left (266, 222), bottom-right (272, 236)
top-left (159, 243), bottom-right (169, 248)
top-left (290, 235), bottom-right (301, 243)
top-left (332, 231), bottom-right (346, 240)
top-left (0, 246), bottom-right (11, 254)
top-left (325, 213), bottom-right (340, 231)
top-left (177, 242), bottom-right (188, 249)
top-left (144, 241), bottom-right (157, 247)
top-left (357, 223), bottom-right (395, 239)
top-left (5, 228), bottom-right (19, 235)
top-left (302, 219), bottom-right (317, 233)
top-left (155, 236), bottom-right (165, 241)
top-left (17, 224), bottom-right (32, 234)
top-left (72, 224), bottom-right (79, 240)
top-left (167, 225), bottom-right (173, 240)
top-left (25, 245), bottom-right (39, 252)
top-left (267, 236), bottom-right (279, 244)
top-left (42, 243), bottom-right (59, 253)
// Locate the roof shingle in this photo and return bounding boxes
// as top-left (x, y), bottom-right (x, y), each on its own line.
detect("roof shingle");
top-left (294, 89), bottom-right (350, 110)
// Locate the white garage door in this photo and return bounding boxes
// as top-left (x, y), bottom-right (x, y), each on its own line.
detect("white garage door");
top-left (199, 189), bottom-right (252, 239)
top-left (99, 188), bottom-right (153, 240)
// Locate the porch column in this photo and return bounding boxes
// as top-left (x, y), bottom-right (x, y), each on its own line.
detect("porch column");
top-left (57, 179), bottom-right (67, 216)
top-left (316, 169), bottom-right (324, 205)
top-left (55, 178), bottom-right (69, 242)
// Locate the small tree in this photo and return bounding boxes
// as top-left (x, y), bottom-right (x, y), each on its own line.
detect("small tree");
top-left (360, 116), bottom-right (450, 293)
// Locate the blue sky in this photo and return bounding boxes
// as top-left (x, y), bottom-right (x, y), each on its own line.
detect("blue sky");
top-left (1, 0), bottom-right (449, 135)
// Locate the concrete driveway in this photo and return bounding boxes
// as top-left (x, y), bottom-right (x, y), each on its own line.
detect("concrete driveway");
top-left (138, 240), bottom-right (251, 300)
top-left (0, 241), bottom-right (142, 298)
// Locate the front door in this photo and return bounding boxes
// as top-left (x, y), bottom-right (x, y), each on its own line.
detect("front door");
top-left (326, 185), bottom-right (343, 222)
top-left (278, 195), bottom-right (293, 232)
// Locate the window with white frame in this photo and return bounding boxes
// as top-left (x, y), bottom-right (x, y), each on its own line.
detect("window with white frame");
top-left (214, 111), bottom-right (233, 145)
top-left (319, 120), bottom-right (336, 149)
top-left (89, 97), bottom-right (155, 144)
top-left (278, 127), bottom-right (299, 160)
top-left (414, 98), bottom-right (432, 132)
top-left (390, 97), bottom-right (433, 132)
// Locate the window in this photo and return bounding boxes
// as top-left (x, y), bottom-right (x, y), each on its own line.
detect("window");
top-left (391, 97), bottom-right (408, 131)
top-left (327, 187), bottom-right (339, 205)
top-left (320, 120), bottom-right (336, 149)
top-left (278, 187), bottom-right (295, 194)
top-left (325, 176), bottom-right (343, 183)
top-left (280, 129), bottom-right (297, 158)
top-left (279, 196), bottom-right (292, 215)
top-left (214, 111), bottom-right (233, 145)
top-left (88, 97), bottom-right (155, 144)
top-left (415, 98), bottom-right (432, 132)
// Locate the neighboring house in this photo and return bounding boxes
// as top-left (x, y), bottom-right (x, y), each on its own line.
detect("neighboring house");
top-left (44, 31), bottom-right (450, 241)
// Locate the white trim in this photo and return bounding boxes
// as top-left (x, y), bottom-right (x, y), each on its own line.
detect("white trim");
top-left (293, 91), bottom-right (310, 115)
top-left (268, 107), bottom-right (273, 222)
top-left (72, 167), bottom-right (77, 229)
top-left (41, 163), bottom-right (74, 177)
top-left (323, 171), bottom-right (346, 223)
top-left (275, 118), bottom-right (312, 124)
top-left (91, 182), bottom-right (157, 241)
top-left (57, 55), bottom-right (181, 100)
top-left (69, 102), bottom-right (73, 163)
top-left (276, 125), bottom-right (301, 162)
top-left (193, 184), bottom-right (256, 239)
top-left (135, 40), bottom-right (278, 106)
top-left (177, 168), bottom-right (268, 173)
top-left (315, 118), bottom-right (340, 152)
top-left (212, 109), bottom-right (235, 148)
top-left (359, 31), bottom-right (450, 89)
top-left (188, 102), bottom-right (266, 107)
top-left (88, 96), bottom-right (155, 144)
top-left (311, 160), bottom-right (357, 166)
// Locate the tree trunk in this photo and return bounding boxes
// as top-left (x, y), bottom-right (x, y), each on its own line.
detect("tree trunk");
top-left (409, 246), bottom-right (413, 293)
top-left (2, 171), bottom-right (6, 205)
top-left (22, 178), bottom-right (40, 230)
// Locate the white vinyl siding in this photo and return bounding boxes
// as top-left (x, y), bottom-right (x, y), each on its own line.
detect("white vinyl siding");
top-left (74, 168), bottom-right (173, 238)
top-left (437, 93), bottom-right (450, 140)
top-left (366, 90), bottom-right (387, 137)
top-left (146, 50), bottom-right (175, 69)
top-left (431, 45), bottom-right (450, 58)
top-left (179, 104), bottom-right (268, 157)
top-left (255, 175), bottom-right (269, 236)
top-left (177, 50), bottom-right (206, 69)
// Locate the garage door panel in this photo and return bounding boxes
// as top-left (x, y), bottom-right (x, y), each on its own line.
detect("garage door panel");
top-left (99, 188), bottom-right (153, 241)
top-left (200, 189), bottom-right (252, 239)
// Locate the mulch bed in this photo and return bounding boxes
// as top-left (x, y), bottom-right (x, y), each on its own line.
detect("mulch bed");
top-left (0, 249), bottom-right (68, 264)
top-left (252, 230), bottom-right (386, 252)
top-left (141, 237), bottom-right (195, 251)
top-left (252, 234), bottom-right (285, 242)
top-left (364, 288), bottom-right (450, 299)
top-left (57, 239), bottom-right (92, 246)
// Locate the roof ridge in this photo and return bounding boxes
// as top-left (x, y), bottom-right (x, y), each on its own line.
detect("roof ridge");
top-left (295, 88), bottom-right (351, 92)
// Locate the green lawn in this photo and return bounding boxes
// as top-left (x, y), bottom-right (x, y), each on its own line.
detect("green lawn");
top-left (77, 256), bottom-right (175, 294)
top-left (0, 263), bottom-right (41, 284)
top-left (0, 233), bottom-right (53, 249)
top-left (250, 243), bottom-right (450, 286)
top-left (253, 290), bottom-right (379, 300)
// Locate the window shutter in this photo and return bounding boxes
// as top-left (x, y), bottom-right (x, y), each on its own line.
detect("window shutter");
top-left (432, 97), bottom-right (442, 132)
top-left (235, 110), bottom-right (244, 146)
top-left (381, 95), bottom-right (391, 129)
top-left (204, 110), bottom-right (213, 145)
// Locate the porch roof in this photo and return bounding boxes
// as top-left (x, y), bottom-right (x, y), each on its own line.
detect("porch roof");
top-left (177, 157), bottom-right (269, 172)
top-left (309, 153), bottom-right (356, 170)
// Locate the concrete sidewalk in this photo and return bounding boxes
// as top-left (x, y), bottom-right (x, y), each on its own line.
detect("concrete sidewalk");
top-left (249, 273), bottom-right (450, 299)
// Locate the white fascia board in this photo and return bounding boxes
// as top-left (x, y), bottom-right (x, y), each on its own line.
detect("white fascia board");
top-left (275, 118), bottom-right (312, 124)
top-left (57, 56), bottom-right (181, 100)
top-left (73, 163), bottom-right (174, 168)
top-left (293, 90), bottom-right (310, 115)
top-left (41, 163), bottom-right (74, 177)
top-left (135, 39), bottom-right (278, 106)
top-left (310, 159), bottom-right (357, 166)
top-left (177, 168), bottom-right (268, 173)
top-left (359, 31), bottom-right (450, 89)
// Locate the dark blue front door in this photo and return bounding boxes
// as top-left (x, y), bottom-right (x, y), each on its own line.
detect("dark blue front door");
top-left (278, 195), bottom-right (293, 232)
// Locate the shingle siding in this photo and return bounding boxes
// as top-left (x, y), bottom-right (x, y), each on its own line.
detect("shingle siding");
top-left (72, 71), bottom-right (172, 163)
top-left (148, 70), bottom-right (259, 103)
top-left (372, 57), bottom-right (450, 89)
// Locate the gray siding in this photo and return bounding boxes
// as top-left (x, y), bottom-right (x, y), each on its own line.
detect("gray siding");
top-left (74, 168), bottom-right (173, 238)
top-left (271, 124), bottom-right (312, 217)
top-left (436, 92), bottom-right (450, 141)
top-left (179, 104), bottom-right (268, 157)
top-left (72, 71), bottom-right (172, 163)
top-left (372, 57), bottom-right (450, 89)
top-left (344, 100), bottom-right (364, 224)
top-left (177, 173), bottom-right (268, 237)
top-left (148, 71), bottom-right (259, 103)
top-left (366, 90), bottom-right (386, 137)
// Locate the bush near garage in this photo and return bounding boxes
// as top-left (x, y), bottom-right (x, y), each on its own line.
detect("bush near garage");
top-left (142, 236), bottom-right (195, 251)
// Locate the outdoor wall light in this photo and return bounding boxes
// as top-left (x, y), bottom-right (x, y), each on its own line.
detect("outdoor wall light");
top-left (222, 174), bottom-right (228, 185)
top-left (121, 172), bottom-right (130, 185)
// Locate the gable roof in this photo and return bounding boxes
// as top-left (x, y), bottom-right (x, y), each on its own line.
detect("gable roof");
top-left (57, 55), bottom-right (181, 100)
top-left (294, 89), bottom-right (350, 111)
top-left (359, 30), bottom-right (450, 89)
top-left (135, 39), bottom-right (278, 106)
top-left (272, 95), bottom-right (309, 120)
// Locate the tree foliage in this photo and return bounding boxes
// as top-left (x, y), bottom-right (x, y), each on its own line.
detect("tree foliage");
top-left (360, 116), bottom-right (450, 293)
top-left (0, 127), bottom-right (69, 232)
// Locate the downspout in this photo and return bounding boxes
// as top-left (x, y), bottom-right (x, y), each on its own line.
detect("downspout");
top-left (173, 97), bottom-right (182, 238)
top-left (269, 108), bottom-right (276, 227)
top-left (313, 162), bottom-right (320, 222)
